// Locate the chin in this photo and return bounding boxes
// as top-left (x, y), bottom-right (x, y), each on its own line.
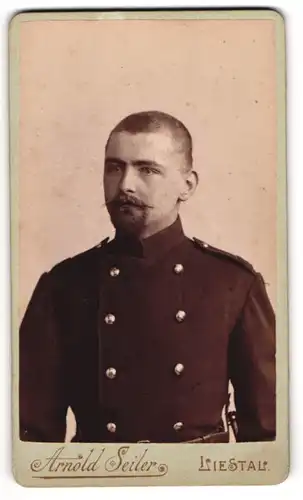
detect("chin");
top-left (110, 212), bottom-right (146, 235)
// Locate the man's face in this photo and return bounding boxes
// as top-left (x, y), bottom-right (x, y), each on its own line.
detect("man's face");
top-left (104, 129), bottom-right (192, 235)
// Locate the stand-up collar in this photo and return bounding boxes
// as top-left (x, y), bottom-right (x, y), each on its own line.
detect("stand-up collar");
top-left (108, 216), bottom-right (186, 261)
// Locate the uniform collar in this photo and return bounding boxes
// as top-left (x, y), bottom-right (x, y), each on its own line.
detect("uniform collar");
top-left (109, 216), bottom-right (186, 261)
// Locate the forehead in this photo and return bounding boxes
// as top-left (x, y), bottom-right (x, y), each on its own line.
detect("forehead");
top-left (105, 130), bottom-right (182, 163)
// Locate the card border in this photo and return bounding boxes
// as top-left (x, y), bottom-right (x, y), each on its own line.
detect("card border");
top-left (9, 8), bottom-right (288, 487)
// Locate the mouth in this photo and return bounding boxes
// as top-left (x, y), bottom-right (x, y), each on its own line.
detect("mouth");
top-left (110, 199), bottom-right (147, 210)
top-left (107, 198), bottom-right (150, 229)
top-left (118, 203), bottom-right (144, 213)
top-left (118, 201), bottom-right (139, 207)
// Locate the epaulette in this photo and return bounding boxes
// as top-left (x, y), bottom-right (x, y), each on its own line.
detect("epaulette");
top-left (95, 237), bottom-right (110, 249)
top-left (192, 237), bottom-right (256, 274)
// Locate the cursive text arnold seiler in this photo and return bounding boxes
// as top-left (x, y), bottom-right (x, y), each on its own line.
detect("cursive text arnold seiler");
top-left (30, 446), bottom-right (167, 476)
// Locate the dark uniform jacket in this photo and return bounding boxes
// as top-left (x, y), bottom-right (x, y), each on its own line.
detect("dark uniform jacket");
top-left (19, 217), bottom-right (276, 443)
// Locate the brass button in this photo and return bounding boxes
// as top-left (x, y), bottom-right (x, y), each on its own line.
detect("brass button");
top-left (173, 263), bottom-right (184, 274)
top-left (107, 422), bottom-right (116, 433)
top-left (203, 242), bottom-right (209, 248)
top-left (174, 363), bottom-right (184, 375)
top-left (105, 313), bottom-right (115, 325)
top-left (105, 367), bottom-right (117, 379)
top-left (109, 267), bottom-right (120, 277)
top-left (176, 310), bottom-right (186, 322)
top-left (173, 422), bottom-right (184, 431)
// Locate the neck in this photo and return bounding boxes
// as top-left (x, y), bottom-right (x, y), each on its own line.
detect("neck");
top-left (137, 211), bottom-right (179, 240)
top-left (115, 210), bottom-right (180, 241)
top-left (110, 213), bottom-right (185, 261)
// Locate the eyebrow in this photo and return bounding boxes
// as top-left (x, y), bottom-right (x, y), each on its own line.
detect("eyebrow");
top-left (105, 157), bottom-right (163, 169)
top-left (133, 160), bottom-right (163, 169)
top-left (104, 157), bottom-right (126, 165)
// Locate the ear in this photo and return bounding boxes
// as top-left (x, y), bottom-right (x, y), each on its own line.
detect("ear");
top-left (179, 170), bottom-right (199, 202)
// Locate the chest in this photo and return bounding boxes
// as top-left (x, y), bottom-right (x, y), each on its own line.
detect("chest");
top-left (59, 245), bottom-right (246, 365)
top-left (97, 251), bottom-right (241, 367)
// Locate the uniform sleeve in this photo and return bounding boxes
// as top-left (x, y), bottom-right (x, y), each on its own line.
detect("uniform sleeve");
top-left (228, 273), bottom-right (276, 442)
top-left (19, 272), bottom-right (68, 442)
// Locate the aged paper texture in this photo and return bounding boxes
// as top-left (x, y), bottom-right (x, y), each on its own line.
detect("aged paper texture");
top-left (10, 9), bottom-right (288, 486)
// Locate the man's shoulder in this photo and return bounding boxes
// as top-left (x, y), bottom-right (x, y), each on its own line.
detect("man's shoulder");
top-left (49, 237), bottom-right (110, 278)
top-left (48, 235), bottom-right (257, 280)
top-left (190, 237), bottom-right (257, 276)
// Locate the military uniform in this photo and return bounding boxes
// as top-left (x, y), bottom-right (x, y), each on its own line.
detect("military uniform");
top-left (19, 217), bottom-right (276, 443)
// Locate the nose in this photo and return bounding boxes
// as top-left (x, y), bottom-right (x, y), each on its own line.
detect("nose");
top-left (120, 165), bottom-right (137, 194)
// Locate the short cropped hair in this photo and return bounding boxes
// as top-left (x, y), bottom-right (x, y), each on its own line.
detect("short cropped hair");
top-left (105, 110), bottom-right (193, 170)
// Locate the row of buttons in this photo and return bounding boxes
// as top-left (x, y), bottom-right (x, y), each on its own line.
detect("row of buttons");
top-left (105, 263), bottom-right (186, 325)
top-left (104, 310), bottom-right (186, 325)
top-left (108, 263), bottom-right (184, 278)
top-left (106, 421), bottom-right (184, 433)
top-left (105, 363), bottom-right (184, 380)
top-left (105, 260), bottom-right (186, 439)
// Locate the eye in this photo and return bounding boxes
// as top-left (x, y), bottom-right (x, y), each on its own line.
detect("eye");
top-left (105, 163), bottom-right (122, 173)
top-left (139, 166), bottom-right (159, 175)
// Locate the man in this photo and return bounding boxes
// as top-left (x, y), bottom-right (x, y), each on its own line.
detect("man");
top-left (19, 110), bottom-right (276, 443)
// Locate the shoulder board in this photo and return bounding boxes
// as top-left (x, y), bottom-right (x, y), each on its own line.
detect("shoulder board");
top-left (192, 237), bottom-right (256, 274)
top-left (95, 237), bottom-right (110, 249)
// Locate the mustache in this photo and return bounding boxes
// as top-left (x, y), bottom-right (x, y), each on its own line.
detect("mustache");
top-left (106, 194), bottom-right (153, 209)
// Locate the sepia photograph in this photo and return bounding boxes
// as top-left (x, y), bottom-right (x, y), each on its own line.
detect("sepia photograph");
top-left (10, 9), bottom-right (287, 486)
